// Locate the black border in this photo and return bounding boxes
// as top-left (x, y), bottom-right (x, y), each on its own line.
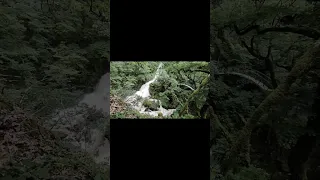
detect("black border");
top-left (110, 119), bottom-right (210, 180)
top-left (111, 0), bottom-right (210, 61)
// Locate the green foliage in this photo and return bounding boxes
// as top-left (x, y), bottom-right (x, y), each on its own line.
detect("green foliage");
top-left (150, 79), bottom-right (181, 109)
top-left (210, 0), bottom-right (320, 179)
top-left (1, 151), bottom-right (109, 180)
top-left (111, 109), bottom-right (162, 119)
top-left (0, 0), bottom-right (110, 179)
top-left (0, 0), bottom-right (110, 91)
top-left (223, 166), bottom-right (270, 180)
top-left (212, 0), bottom-right (312, 28)
top-left (110, 61), bottom-right (209, 118)
top-left (151, 62), bottom-right (209, 111)
top-left (142, 99), bottom-right (160, 111)
top-left (110, 62), bottom-right (159, 97)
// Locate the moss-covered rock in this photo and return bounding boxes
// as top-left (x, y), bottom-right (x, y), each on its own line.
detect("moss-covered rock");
top-left (156, 91), bottom-right (179, 109)
top-left (142, 99), bottom-right (160, 111)
top-left (149, 82), bottom-right (165, 97)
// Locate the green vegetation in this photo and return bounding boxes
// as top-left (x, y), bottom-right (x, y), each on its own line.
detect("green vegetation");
top-left (0, 0), bottom-right (109, 179)
top-left (142, 99), bottom-right (160, 111)
top-left (210, 0), bottom-right (320, 180)
top-left (2, 0), bottom-right (320, 179)
top-left (110, 62), bottom-right (159, 97)
top-left (110, 61), bottom-right (209, 119)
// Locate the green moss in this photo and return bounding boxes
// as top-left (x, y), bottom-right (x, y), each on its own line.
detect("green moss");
top-left (142, 99), bottom-right (159, 111)
top-left (149, 81), bottom-right (165, 96)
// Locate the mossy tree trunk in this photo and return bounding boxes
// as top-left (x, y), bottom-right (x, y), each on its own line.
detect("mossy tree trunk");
top-left (179, 75), bottom-right (209, 116)
top-left (222, 40), bottom-right (320, 174)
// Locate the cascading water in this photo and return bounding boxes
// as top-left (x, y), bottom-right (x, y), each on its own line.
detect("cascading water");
top-left (81, 73), bottom-right (110, 113)
top-left (125, 63), bottom-right (176, 117)
top-left (44, 73), bottom-right (110, 165)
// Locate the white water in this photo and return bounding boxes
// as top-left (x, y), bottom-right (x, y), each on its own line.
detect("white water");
top-left (125, 63), bottom-right (176, 117)
top-left (45, 73), bottom-right (110, 165)
top-left (81, 73), bottom-right (110, 113)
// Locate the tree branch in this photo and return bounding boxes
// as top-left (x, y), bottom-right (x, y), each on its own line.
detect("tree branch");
top-left (241, 38), bottom-right (278, 88)
top-left (258, 27), bottom-right (320, 39)
top-left (234, 24), bottom-right (260, 35)
top-left (193, 69), bottom-right (210, 74)
top-left (234, 24), bottom-right (320, 40)
top-left (223, 39), bottom-right (320, 174)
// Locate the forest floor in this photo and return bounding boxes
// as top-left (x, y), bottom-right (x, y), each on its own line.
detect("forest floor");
top-left (0, 107), bottom-right (109, 179)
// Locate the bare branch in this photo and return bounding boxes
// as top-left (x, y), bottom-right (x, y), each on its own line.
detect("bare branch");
top-left (234, 24), bottom-right (260, 35)
top-left (241, 38), bottom-right (278, 88)
top-left (234, 24), bottom-right (320, 40)
top-left (258, 26), bottom-right (320, 39)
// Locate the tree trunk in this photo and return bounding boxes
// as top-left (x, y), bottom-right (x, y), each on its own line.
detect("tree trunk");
top-left (288, 76), bottom-right (320, 180)
top-left (223, 40), bottom-right (320, 174)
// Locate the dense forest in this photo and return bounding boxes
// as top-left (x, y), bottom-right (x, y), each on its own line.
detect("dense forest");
top-left (110, 61), bottom-right (209, 119)
top-left (0, 0), bottom-right (110, 179)
top-left (1, 0), bottom-right (320, 180)
top-left (209, 0), bottom-right (320, 180)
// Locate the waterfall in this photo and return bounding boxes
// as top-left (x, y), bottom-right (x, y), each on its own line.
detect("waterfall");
top-left (126, 63), bottom-right (163, 100)
top-left (124, 63), bottom-right (176, 117)
top-left (45, 73), bottom-right (110, 165)
top-left (81, 73), bottom-right (110, 113)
